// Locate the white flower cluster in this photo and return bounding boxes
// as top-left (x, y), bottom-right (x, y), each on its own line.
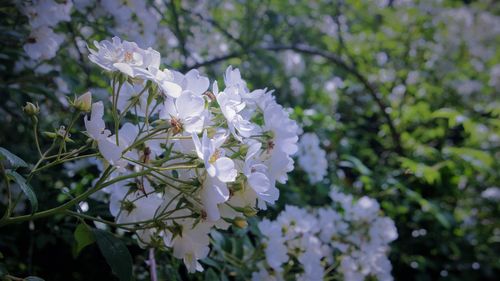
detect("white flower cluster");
top-left (21, 0), bottom-right (72, 61)
top-left (297, 133), bottom-right (328, 184)
top-left (253, 188), bottom-right (398, 281)
top-left (84, 37), bottom-right (300, 272)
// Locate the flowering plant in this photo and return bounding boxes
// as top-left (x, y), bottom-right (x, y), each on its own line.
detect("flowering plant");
top-left (252, 189), bottom-right (397, 281)
top-left (2, 0), bottom-right (499, 280)
top-left (1, 36), bottom-right (299, 275)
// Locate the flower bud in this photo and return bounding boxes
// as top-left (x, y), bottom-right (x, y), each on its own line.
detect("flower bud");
top-left (203, 91), bottom-right (216, 101)
top-left (233, 217), bottom-right (248, 229)
top-left (238, 144), bottom-right (249, 156)
top-left (23, 102), bottom-right (39, 116)
top-left (74, 91), bottom-right (92, 112)
top-left (43, 131), bottom-right (57, 139)
top-left (243, 206), bottom-right (258, 217)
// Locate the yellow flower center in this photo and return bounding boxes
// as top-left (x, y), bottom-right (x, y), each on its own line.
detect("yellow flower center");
top-left (209, 149), bottom-right (222, 164)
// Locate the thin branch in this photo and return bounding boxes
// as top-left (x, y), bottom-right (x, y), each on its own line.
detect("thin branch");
top-left (186, 51), bottom-right (244, 70)
top-left (169, 0), bottom-right (189, 66)
top-left (186, 44), bottom-right (404, 155)
top-left (65, 22), bottom-right (91, 87)
top-left (149, 248), bottom-right (158, 281)
top-left (182, 8), bottom-right (245, 47)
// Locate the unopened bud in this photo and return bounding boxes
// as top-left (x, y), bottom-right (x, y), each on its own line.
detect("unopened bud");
top-left (243, 206), bottom-right (258, 217)
top-left (233, 217), bottom-right (248, 229)
top-left (206, 127), bottom-right (217, 137)
top-left (23, 102), bottom-right (39, 116)
top-left (238, 144), bottom-right (249, 156)
top-left (203, 91), bottom-right (216, 101)
top-left (74, 91), bottom-right (92, 112)
top-left (43, 131), bottom-right (57, 139)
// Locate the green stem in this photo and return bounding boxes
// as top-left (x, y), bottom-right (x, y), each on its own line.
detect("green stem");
top-left (32, 117), bottom-right (43, 157)
top-left (0, 166), bottom-right (165, 227)
top-left (27, 139), bottom-right (57, 182)
top-left (118, 84), bottom-right (149, 121)
top-left (124, 157), bottom-right (198, 171)
top-left (112, 79), bottom-right (123, 146)
top-left (57, 113), bottom-right (80, 160)
top-left (31, 152), bottom-right (98, 174)
top-left (65, 210), bottom-right (135, 231)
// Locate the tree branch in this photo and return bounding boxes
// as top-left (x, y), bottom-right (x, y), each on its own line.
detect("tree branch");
top-left (186, 44), bottom-right (404, 155)
top-left (186, 51), bottom-right (244, 70)
top-left (169, 0), bottom-right (189, 67)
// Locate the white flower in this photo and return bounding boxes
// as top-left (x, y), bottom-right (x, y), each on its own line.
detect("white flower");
top-left (370, 217), bottom-right (398, 244)
top-left (109, 178), bottom-right (162, 227)
top-left (224, 66), bottom-right (249, 93)
top-left (223, 67), bottom-right (270, 112)
top-left (298, 236), bottom-right (325, 281)
top-left (481, 186), bottom-right (500, 201)
top-left (297, 133), bottom-right (328, 184)
top-left (243, 141), bottom-right (279, 206)
top-left (192, 130), bottom-right (236, 183)
top-left (23, 0), bottom-right (72, 28)
top-left (260, 102), bottom-right (300, 184)
top-left (84, 103), bottom-right (138, 170)
top-left (160, 91), bottom-right (206, 134)
top-left (147, 68), bottom-right (182, 98)
top-left (23, 27), bottom-right (64, 60)
top-left (489, 65), bottom-right (500, 90)
top-left (290, 77), bottom-right (304, 97)
top-left (200, 175), bottom-right (230, 222)
top-left (278, 205), bottom-right (317, 238)
top-left (263, 102), bottom-right (299, 156)
top-left (258, 219), bottom-right (289, 271)
top-left (192, 130), bottom-right (237, 221)
top-left (88, 36), bottom-right (160, 78)
top-left (115, 82), bottom-right (153, 117)
top-left (172, 69), bottom-right (210, 95)
top-left (352, 196), bottom-right (380, 221)
top-left (254, 188), bottom-right (397, 281)
top-left (164, 219), bottom-right (212, 273)
top-left (214, 82), bottom-right (260, 141)
top-left (84, 102), bottom-right (109, 141)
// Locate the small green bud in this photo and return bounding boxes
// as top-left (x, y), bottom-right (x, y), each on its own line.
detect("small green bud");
top-left (243, 206), bottom-right (258, 217)
top-left (73, 91), bottom-right (92, 112)
top-left (206, 127), bottom-right (217, 138)
top-left (238, 144), bottom-right (249, 156)
top-left (43, 131), bottom-right (57, 139)
top-left (233, 217), bottom-right (248, 229)
top-left (121, 200), bottom-right (136, 214)
top-left (23, 102), bottom-right (39, 116)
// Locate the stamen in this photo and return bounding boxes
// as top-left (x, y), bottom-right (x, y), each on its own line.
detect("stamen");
top-left (209, 149), bottom-right (221, 164)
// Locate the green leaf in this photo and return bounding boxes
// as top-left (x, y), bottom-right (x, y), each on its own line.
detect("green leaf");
top-left (341, 155), bottom-right (372, 175)
top-left (73, 223), bottom-right (96, 257)
top-left (204, 268), bottom-right (218, 280)
top-left (93, 229), bottom-right (133, 281)
top-left (443, 147), bottom-right (494, 169)
top-left (6, 171), bottom-right (38, 213)
top-left (201, 258), bottom-right (221, 270)
top-left (434, 211), bottom-right (451, 229)
top-left (399, 157), bottom-right (441, 184)
top-left (0, 147), bottom-right (28, 168)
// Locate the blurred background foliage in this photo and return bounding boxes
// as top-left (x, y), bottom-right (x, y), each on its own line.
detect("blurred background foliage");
top-left (0, 0), bottom-right (499, 280)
